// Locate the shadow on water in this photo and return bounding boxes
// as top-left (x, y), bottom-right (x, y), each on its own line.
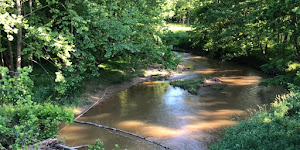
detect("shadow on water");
top-left (60, 54), bottom-right (284, 150)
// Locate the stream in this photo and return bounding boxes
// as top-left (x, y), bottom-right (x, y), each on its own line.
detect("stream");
top-left (60, 53), bottom-right (283, 150)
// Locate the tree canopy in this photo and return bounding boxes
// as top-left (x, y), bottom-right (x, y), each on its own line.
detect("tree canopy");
top-left (190, 0), bottom-right (300, 86)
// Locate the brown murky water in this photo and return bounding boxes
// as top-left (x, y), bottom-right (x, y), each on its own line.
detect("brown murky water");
top-left (60, 54), bottom-right (283, 150)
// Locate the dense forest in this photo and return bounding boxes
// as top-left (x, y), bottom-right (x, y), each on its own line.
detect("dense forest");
top-left (188, 1), bottom-right (300, 149)
top-left (1, 0), bottom-right (300, 149)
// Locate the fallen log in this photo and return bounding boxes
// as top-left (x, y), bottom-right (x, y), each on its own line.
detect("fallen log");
top-left (74, 120), bottom-right (172, 150)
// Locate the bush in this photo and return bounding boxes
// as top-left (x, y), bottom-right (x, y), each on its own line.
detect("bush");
top-left (210, 91), bottom-right (300, 150)
top-left (88, 139), bottom-right (120, 150)
top-left (0, 99), bottom-right (74, 149)
top-left (0, 67), bottom-right (34, 104)
top-left (163, 31), bottom-right (192, 48)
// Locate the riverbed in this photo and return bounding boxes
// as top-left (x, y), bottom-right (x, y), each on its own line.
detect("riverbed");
top-left (60, 53), bottom-right (283, 150)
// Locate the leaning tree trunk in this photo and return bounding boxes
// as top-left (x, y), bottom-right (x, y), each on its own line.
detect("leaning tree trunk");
top-left (16, 0), bottom-right (22, 69)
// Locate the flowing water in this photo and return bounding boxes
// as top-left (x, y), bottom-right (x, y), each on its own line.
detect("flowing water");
top-left (60, 53), bottom-right (283, 150)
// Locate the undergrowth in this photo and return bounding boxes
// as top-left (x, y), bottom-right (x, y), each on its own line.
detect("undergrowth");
top-left (210, 85), bottom-right (300, 150)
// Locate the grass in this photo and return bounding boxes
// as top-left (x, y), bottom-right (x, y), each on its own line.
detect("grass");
top-left (210, 92), bottom-right (300, 150)
top-left (170, 79), bottom-right (204, 94)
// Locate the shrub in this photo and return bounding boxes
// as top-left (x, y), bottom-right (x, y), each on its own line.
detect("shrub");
top-left (0, 99), bottom-right (74, 149)
top-left (88, 139), bottom-right (120, 150)
top-left (210, 91), bottom-right (300, 150)
top-left (0, 67), bottom-right (34, 104)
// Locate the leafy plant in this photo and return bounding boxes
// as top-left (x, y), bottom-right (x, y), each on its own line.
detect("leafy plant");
top-left (0, 67), bottom-right (34, 104)
top-left (88, 139), bottom-right (120, 150)
top-left (170, 78), bottom-right (204, 94)
top-left (210, 91), bottom-right (300, 150)
top-left (0, 99), bottom-right (74, 149)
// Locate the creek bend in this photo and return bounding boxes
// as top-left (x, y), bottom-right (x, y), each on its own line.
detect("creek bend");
top-left (60, 53), bottom-right (283, 150)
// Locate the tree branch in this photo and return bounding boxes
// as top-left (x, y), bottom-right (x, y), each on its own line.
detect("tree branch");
top-left (74, 120), bottom-right (172, 150)
top-left (24, 2), bottom-right (65, 17)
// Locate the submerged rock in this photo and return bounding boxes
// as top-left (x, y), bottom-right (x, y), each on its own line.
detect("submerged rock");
top-left (202, 77), bottom-right (223, 87)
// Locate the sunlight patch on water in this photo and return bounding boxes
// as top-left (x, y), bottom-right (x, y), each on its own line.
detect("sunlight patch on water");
top-left (184, 120), bottom-right (237, 131)
top-left (197, 109), bottom-right (245, 118)
top-left (196, 69), bottom-right (240, 75)
top-left (219, 76), bottom-right (262, 86)
top-left (116, 120), bottom-right (183, 138)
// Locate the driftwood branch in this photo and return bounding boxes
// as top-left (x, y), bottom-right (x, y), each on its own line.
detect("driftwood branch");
top-left (54, 143), bottom-right (88, 150)
top-left (29, 138), bottom-right (58, 150)
top-left (29, 138), bottom-right (88, 150)
top-left (70, 145), bottom-right (89, 149)
top-left (74, 88), bottom-right (108, 120)
top-left (74, 120), bottom-right (172, 150)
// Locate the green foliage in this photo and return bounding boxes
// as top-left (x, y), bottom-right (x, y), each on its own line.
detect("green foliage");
top-left (260, 60), bottom-right (300, 87)
top-left (170, 78), bottom-right (204, 94)
top-left (0, 0), bottom-right (183, 149)
top-left (163, 31), bottom-right (188, 47)
top-left (88, 139), bottom-right (105, 150)
top-left (0, 99), bottom-right (74, 149)
top-left (1, 0), bottom-right (180, 101)
top-left (210, 91), bottom-right (300, 150)
top-left (165, 0), bottom-right (198, 24)
top-left (0, 67), bottom-right (34, 104)
top-left (189, 0), bottom-right (300, 86)
top-left (88, 139), bottom-right (120, 150)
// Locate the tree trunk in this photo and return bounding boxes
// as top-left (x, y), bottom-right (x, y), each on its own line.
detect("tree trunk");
top-left (1, 52), bottom-right (4, 67)
top-left (295, 38), bottom-right (299, 54)
top-left (293, 15), bottom-right (299, 54)
top-left (186, 10), bottom-right (190, 25)
top-left (29, 0), bottom-right (32, 13)
top-left (16, 0), bottom-right (22, 69)
top-left (0, 30), bottom-right (3, 67)
top-left (8, 41), bottom-right (14, 71)
top-left (284, 34), bottom-right (288, 43)
top-left (264, 43), bottom-right (268, 59)
top-left (259, 42), bottom-right (267, 61)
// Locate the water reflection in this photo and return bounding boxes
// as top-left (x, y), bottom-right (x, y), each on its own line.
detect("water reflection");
top-left (60, 54), bottom-right (283, 150)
